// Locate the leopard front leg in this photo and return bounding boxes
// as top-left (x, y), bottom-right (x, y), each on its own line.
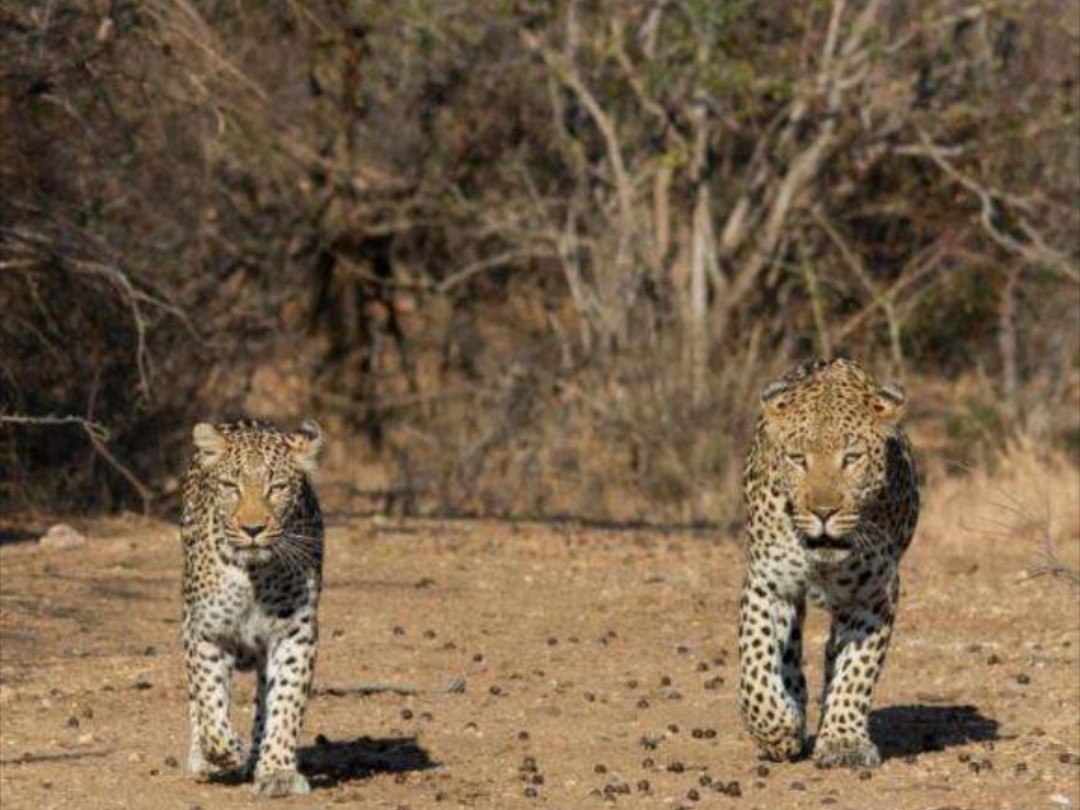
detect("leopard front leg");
top-left (738, 574), bottom-right (808, 762)
top-left (252, 619), bottom-right (317, 798)
top-left (242, 654), bottom-right (268, 779)
top-left (183, 634), bottom-right (245, 776)
top-left (814, 596), bottom-right (895, 769)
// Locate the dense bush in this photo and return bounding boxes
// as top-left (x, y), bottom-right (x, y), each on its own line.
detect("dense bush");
top-left (1, 0), bottom-right (1077, 519)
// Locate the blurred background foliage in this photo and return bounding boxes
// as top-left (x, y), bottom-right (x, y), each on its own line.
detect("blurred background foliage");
top-left (1, 0), bottom-right (1077, 522)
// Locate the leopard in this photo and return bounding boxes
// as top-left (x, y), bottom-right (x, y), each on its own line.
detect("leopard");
top-left (737, 358), bottom-right (919, 769)
top-left (180, 418), bottom-right (325, 798)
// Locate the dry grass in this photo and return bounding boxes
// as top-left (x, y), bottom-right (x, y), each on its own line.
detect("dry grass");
top-left (919, 439), bottom-right (1080, 583)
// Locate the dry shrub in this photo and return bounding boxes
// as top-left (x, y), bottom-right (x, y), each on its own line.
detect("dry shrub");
top-left (1, 1), bottom-right (1078, 520)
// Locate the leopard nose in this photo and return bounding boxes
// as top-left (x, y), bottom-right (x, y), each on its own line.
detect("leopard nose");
top-left (811, 507), bottom-right (838, 523)
top-left (240, 523), bottom-right (266, 539)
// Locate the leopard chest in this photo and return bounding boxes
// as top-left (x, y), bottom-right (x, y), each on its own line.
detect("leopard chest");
top-left (189, 558), bottom-right (318, 653)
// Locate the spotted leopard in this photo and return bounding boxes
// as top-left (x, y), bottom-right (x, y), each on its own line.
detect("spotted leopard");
top-left (737, 358), bottom-right (919, 768)
top-left (180, 419), bottom-right (325, 797)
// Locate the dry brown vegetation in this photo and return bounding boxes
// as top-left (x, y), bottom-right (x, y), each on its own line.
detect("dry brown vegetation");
top-left (1, 0), bottom-right (1078, 523)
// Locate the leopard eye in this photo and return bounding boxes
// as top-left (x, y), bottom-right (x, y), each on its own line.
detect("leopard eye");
top-left (266, 481), bottom-right (290, 496)
top-left (786, 453), bottom-right (807, 469)
top-left (842, 452), bottom-right (865, 468)
top-left (219, 479), bottom-right (240, 495)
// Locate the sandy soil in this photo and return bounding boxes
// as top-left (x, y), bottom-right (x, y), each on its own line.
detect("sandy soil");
top-left (0, 513), bottom-right (1077, 810)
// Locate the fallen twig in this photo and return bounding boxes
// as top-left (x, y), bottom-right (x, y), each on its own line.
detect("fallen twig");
top-left (314, 676), bottom-right (467, 699)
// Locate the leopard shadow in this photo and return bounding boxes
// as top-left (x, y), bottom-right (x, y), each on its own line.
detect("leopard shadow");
top-left (869, 704), bottom-right (999, 759)
top-left (299, 735), bottom-right (438, 788)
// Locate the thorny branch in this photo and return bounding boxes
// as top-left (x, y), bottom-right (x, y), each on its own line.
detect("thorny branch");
top-left (913, 130), bottom-right (1079, 283)
top-left (0, 414), bottom-right (153, 511)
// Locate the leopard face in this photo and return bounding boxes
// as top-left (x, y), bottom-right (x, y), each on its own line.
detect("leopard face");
top-left (190, 420), bottom-right (323, 567)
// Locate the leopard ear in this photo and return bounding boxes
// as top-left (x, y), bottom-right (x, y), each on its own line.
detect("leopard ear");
top-left (192, 423), bottom-right (226, 465)
top-left (760, 378), bottom-right (793, 420)
top-left (289, 419), bottom-right (324, 473)
top-left (873, 382), bottom-right (906, 425)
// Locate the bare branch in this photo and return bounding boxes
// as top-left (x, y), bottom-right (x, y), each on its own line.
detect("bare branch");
top-left (1, 414), bottom-right (152, 511)
top-left (520, 29), bottom-right (636, 257)
top-left (913, 130), bottom-right (1079, 283)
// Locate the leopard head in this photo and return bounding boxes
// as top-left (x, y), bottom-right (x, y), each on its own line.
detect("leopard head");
top-left (759, 360), bottom-right (906, 558)
top-left (191, 420), bottom-right (323, 565)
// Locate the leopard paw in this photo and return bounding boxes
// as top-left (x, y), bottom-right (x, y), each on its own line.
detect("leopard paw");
top-left (813, 736), bottom-right (881, 769)
top-left (253, 769), bottom-right (311, 799)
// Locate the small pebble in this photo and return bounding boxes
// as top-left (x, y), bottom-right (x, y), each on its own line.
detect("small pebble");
top-left (38, 524), bottom-right (86, 550)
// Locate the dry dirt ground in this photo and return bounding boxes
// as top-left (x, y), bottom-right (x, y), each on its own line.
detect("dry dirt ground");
top-left (0, 513), bottom-right (1077, 810)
